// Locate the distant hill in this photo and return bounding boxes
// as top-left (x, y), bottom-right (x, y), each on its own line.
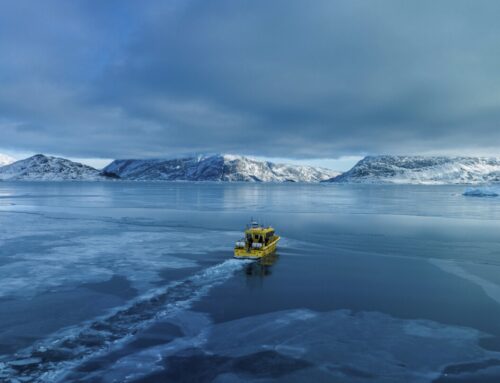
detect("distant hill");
top-left (326, 156), bottom-right (500, 184)
top-left (0, 154), bottom-right (108, 181)
top-left (103, 154), bottom-right (339, 182)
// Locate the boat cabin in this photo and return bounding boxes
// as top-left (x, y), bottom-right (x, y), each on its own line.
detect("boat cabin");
top-left (234, 221), bottom-right (280, 258)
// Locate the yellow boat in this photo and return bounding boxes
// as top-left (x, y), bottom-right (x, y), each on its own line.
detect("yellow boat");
top-left (234, 221), bottom-right (280, 259)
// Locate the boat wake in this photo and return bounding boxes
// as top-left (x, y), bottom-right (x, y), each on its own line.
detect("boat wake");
top-left (0, 259), bottom-right (250, 382)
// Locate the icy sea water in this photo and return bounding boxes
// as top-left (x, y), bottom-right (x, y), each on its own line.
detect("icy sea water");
top-left (1, 183), bottom-right (500, 382)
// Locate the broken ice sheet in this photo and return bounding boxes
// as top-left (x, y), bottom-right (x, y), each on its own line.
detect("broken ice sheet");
top-left (0, 211), bottom-right (240, 298)
top-left (89, 308), bottom-right (500, 383)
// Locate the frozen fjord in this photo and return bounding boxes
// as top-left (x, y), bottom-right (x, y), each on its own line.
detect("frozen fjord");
top-left (1, 182), bottom-right (500, 382)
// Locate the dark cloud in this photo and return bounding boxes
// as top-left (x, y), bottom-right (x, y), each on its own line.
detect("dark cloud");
top-left (1, 0), bottom-right (500, 159)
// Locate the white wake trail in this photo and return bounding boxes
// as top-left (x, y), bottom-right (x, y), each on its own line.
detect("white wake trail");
top-left (0, 259), bottom-right (250, 383)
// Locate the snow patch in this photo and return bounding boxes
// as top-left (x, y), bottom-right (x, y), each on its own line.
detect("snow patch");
top-left (0, 153), bottom-right (15, 167)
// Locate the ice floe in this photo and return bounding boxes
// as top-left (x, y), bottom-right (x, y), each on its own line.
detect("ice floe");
top-left (0, 209), bottom-right (241, 298)
top-left (72, 308), bottom-right (500, 383)
top-left (0, 259), bottom-right (250, 382)
top-left (430, 259), bottom-right (500, 306)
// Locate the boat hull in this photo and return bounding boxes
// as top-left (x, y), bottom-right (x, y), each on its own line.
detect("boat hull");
top-left (234, 237), bottom-right (280, 259)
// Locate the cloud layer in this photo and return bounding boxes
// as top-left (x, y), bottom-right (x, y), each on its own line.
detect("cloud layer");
top-left (1, 0), bottom-right (500, 159)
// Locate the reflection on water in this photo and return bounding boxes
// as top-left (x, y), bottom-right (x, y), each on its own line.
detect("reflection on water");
top-left (244, 253), bottom-right (279, 277)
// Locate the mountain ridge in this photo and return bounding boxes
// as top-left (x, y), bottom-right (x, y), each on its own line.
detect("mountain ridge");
top-left (0, 154), bottom-right (107, 181)
top-left (103, 154), bottom-right (339, 182)
top-left (0, 154), bottom-right (339, 182)
top-left (326, 155), bottom-right (500, 184)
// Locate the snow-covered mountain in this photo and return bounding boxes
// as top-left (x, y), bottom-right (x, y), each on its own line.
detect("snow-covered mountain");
top-left (103, 154), bottom-right (339, 182)
top-left (0, 154), bottom-right (107, 181)
top-left (327, 156), bottom-right (500, 184)
top-left (0, 153), bottom-right (15, 167)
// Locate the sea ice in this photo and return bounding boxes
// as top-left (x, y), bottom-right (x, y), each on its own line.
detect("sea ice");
top-left (0, 259), bottom-right (250, 383)
top-left (0, 210), bottom-right (241, 298)
top-left (430, 259), bottom-right (500, 306)
top-left (83, 309), bottom-right (500, 383)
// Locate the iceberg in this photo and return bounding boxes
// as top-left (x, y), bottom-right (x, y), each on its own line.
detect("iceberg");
top-left (463, 187), bottom-right (499, 197)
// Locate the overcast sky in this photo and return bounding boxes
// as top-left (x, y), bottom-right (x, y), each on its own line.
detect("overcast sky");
top-left (1, 0), bottom-right (500, 170)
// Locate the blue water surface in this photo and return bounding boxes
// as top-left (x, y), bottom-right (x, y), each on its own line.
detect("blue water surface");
top-left (1, 182), bottom-right (500, 382)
